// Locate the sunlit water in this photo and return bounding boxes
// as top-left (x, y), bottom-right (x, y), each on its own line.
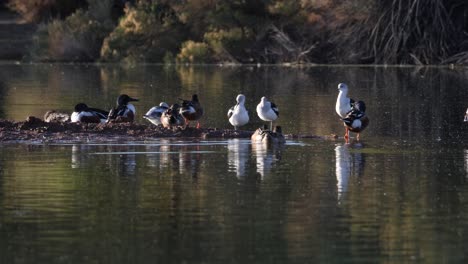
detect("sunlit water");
top-left (0, 64), bottom-right (468, 263)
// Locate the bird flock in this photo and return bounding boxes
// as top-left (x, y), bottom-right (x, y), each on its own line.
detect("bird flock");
top-left (65, 83), bottom-right (468, 142)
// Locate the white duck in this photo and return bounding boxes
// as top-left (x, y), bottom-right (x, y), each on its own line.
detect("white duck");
top-left (143, 102), bottom-right (169, 125)
top-left (464, 108), bottom-right (468, 122)
top-left (256, 96), bottom-right (279, 130)
top-left (227, 94), bottom-right (249, 130)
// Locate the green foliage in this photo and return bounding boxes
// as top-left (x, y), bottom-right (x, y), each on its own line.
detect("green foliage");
top-left (100, 2), bottom-right (186, 63)
top-left (30, 7), bottom-right (113, 61)
top-left (176, 41), bottom-right (212, 64)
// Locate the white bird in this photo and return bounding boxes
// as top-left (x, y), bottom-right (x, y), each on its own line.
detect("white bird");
top-left (227, 94), bottom-right (249, 130)
top-left (256, 96), bottom-right (278, 130)
top-left (335, 83), bottom-right (369, 142)
top-left (143, 102), bottom-right (169, 125)
top-left (464, 108), bottom-right (468, 122)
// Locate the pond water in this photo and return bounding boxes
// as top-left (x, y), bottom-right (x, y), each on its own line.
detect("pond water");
top-left (0, 63), bottom-right (468, 263)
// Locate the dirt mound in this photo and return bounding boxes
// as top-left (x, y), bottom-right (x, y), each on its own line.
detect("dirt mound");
top-left (0, 117), bottom-right (255, 143)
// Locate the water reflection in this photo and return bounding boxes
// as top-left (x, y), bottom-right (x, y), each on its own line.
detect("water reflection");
top-left (465, 149), bottom-right (468, 177)
top-left (335, 142), bottom-right (365, 202)
top-left (71, 144), bottom-right (90, 169)
top-left (252, 142), bottom-right (283, 179)
top-left (227, 139), bottom-right (250, 178)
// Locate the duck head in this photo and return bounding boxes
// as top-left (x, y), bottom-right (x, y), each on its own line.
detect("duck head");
top-left (117, 94), bottom-right (139, 106)
top-left (74, 103), bottom-right (89, 112)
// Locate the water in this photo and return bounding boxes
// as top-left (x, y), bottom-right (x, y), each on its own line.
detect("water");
top-left (0, 64), bottom-right (468, 263)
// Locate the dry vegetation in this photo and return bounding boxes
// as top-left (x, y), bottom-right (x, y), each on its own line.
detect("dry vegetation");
top-left (6, 0), bottom-right (468, 64)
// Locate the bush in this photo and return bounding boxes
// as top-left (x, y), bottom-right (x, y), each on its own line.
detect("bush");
top-left (30, 8), bottom-right (113, 61)
top-left (100, 2), bottom-right (186, 63)
top-left (203, 27), bottom-right (252, 63)
top-left (7, 0), bottom-right (87, 23)
top-left (176, 41), bottom-right (212, 64)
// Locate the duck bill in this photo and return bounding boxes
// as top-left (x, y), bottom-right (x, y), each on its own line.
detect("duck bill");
top-left (129, 97), bottom-right (139, 102)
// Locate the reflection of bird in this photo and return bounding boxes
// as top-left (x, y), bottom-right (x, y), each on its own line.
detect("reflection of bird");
top-left (44, 110), bottom-right (70, 122)
top-left (465, 149), bottom-right (468, 178)
top-left (228, 94), bottom-right (249, 130)
top-left (179, 94), bottom-right (203, 128)
top-left (143, 102), bottom-right (169, 125)
top-left (335, 83), bottom-right (369, 142)
top-left (107, 94), bottom-right (139, 123)
top-left (252, 140), bottom-right (282, 179)
top-left (464, 108), bottom-right (468, 122)
top-left (335, 144), bottom-right (351, 201)
top-left (256, 96), bottom-right (278, 131)
top-left (71, 103), bottom-right (108, 123)
top-left (161, 104), bottom-right (186, 128)
top-left (227, 139), bottom-right (250, 178)
top-left (335, 143), bottom-right (365, 202)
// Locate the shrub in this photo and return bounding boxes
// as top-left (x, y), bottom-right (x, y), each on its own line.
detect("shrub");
top-left (176, 41), bottom-right (212, 64)
top-left (30, 7), bottom-right (113, 61)
top-left (100, 2), bottom-right (186, 63)
top-left (28, 0), bottom-right (114, 61)
top-left (7, 0), bottom-right (87, 23)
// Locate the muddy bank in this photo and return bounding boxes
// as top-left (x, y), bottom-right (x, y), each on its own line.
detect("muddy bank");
top-left (0, 117), bottom-right (327, 143)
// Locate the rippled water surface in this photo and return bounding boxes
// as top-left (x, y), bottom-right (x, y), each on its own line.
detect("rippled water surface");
top-left (0, 64), bottom-right (468, 263)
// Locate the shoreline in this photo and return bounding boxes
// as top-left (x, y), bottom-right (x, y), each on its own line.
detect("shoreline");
top-left (0, 117), bottom-right (325, 144)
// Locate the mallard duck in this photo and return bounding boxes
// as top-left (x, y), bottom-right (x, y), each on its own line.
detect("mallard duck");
top-left (335, 83), bottom-right (369, 142)
top-left (251, 125), bottom-right (285, 145)
top-left (71, 103), bottom-right (109, 123)
top-left (256, 96), bottom-right (279, 131)
top-left (228, 94), bottom-right (249, 130)
top-left (44, 110), bottom-right (70, 123)
top-left (107, 94), bottom-right (139, 123)
top-left (143, 102), bottom-right (169, 125)
top-left (161, 104), bottom-right (186, 128)
top-left (179, 94), bottom-right (203, 128)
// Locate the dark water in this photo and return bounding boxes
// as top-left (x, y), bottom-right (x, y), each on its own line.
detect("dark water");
top-left (0, 64), bottom-right (468, 263)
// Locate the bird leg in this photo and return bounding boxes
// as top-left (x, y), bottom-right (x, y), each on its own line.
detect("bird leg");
top-left (344, 127), bottom-right (349, 143)
top-left (357, 133), bottom-right (360, 141)
top-left (196, 121), bottom-right (201, 129)
top-left (270, 121), bottom-right (273, 131)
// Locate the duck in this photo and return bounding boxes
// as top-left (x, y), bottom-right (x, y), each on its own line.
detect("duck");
top-left (464, 108), bottom-right (468, 122)
top-left (143, 102), bottom-right (170, 125)
top-left (71, 103), bottom-right (109, 123)
top-left (228, 94), bottom-right (249, 130)
top-left (44, 110), bottom-right (70, 123)
top-left (161, 104), bottom-right (186, 128)
top-left (107, 94), bottom-right (139, 123)
top-left (179, 94), bottom-right (203, 128)
top-left (256, 96), bottom-right (279, 131)
top-left (335, 83), bottom-right (369, 142)
top-left (251, 125), bottom-right (285, 145)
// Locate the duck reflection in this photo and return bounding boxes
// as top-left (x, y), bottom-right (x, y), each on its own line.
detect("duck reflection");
top-left (465, 149), bottom-right (468, 177)
top-left (227, 139), bottom-right (250, 178)
top-left (335, 142), bottom-right (365, 202)
top-left (146, 139), bottom-right (201, 177)
top-left (71, 144), bottom-right (92, 169)
top-left (252, 141), bottom-right (283, 179)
